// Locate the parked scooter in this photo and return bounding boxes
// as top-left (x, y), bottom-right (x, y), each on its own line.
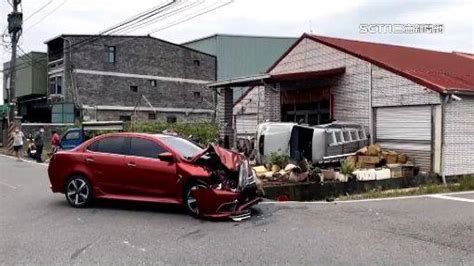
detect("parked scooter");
top-left (26, 135), bottom-right (37, 159)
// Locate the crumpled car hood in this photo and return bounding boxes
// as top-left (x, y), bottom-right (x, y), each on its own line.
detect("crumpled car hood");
top-left (190, 144), bottom-right (246, 171)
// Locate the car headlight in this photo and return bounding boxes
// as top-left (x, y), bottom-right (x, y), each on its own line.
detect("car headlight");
top-left (238, 160), bottom-right (252, 189)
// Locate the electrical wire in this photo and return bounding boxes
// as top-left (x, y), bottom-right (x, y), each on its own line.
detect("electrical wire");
top-left (100, 0), bottom-right (176, 35)
top-left (59, 0), bottom-right (179, 55)
top-left (117, 0), bottom-right (203, 35)
top-left (24, 0), bottom-right (54, 22)
top-left (24, 0), bottom-right (68, 32)
top-left (89, 0), bottom-right (227, 48)
top-left (148, 0), bottom-right (233, 34)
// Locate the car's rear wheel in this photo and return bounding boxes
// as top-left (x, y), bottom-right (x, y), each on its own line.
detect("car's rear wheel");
top-left (183, 182), bottom-right (206, 217)
top-left (65, 175), bottom-right (92, 208)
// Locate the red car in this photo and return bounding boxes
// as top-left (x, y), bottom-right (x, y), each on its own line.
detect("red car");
top-left (48, 133), bottom-right (261, 220)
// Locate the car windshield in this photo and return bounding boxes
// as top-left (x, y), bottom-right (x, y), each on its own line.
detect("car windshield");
top-left (158, 135), bottom-right (204, 159)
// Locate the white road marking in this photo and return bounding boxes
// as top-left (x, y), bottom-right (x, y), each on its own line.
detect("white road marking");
top-left (123, 240), bottom-right (146, 252)
top-left (0, 153), bottom-right (48, 167)
top-left (428, 194), bottom-right (474, 203)
top-left (260, 191), bottom-right (474, 204)
top-left (0, 181), bottom-right (17, 189)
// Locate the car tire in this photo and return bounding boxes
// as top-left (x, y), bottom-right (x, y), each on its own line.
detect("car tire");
top-left (65, 175), bottom-right (93, 208)
top-left (183, 182), bottom-right (206, 217)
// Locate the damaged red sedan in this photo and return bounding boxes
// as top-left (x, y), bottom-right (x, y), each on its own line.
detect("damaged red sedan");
top-left (48, 133), bottom-right (260, 221)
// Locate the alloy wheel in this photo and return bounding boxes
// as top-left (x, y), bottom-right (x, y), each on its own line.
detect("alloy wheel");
top-left (66, 178), bottom-right (90, 207)
top-left (186, 184), bottom-right (206, 215)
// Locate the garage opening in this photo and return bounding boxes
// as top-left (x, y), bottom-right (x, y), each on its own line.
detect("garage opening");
top-left (376, 105), bottom-right (432, 172)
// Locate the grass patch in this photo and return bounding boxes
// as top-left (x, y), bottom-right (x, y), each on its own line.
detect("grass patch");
top-left (338, 176), bottom-right (474, 201)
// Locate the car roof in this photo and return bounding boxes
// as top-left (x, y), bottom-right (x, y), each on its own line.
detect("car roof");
top-left (97, 132), bottom-right (177, 140)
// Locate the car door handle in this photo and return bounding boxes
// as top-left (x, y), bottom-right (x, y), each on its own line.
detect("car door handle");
top-left (85, 157), bottom-right (94, 163)
top-left (127, 162), bottom-right (136, 167)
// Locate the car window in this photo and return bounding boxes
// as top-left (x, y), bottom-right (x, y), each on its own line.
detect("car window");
top-left (87, 136), bottom-right (126, 155)
top-left (159, 136), bottom-right (203, 159)
top-left (128, 137), bottom-right (165, 159)
top-left (64, 131), bottom-right (80, 140)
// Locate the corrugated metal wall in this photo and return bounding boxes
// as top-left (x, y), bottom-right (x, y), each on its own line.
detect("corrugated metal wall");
top-left (443, 96), bottom-right (474, 176)
top-left (376, 105), bottom-right (432, 172)
top-left (184, 35), bottom-right (297, 100)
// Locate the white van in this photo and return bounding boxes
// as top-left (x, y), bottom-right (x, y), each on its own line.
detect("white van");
top-left (256, 122), bottom-right (368, 164)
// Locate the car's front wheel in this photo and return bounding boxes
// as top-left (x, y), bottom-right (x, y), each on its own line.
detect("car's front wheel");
top-left (65, 175), bottom-right (92, 208)
top-left (183, 182), bottom-right (206, 217)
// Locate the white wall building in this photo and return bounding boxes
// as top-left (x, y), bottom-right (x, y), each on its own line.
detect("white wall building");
top-left (228, 34), bottom-right (474, 176)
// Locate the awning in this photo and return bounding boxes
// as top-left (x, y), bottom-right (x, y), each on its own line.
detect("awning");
top-left (207, 67), bottom-right (346, 88)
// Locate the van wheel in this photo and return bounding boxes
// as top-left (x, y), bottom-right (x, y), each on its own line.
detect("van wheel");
top-left (65, 175), bottom-right (92, 208)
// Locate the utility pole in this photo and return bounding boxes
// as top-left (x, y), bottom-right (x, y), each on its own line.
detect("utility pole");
top-left (6, 0), bottom-right (22, 152)
top-left (7, 0), bottom-right (22, 120)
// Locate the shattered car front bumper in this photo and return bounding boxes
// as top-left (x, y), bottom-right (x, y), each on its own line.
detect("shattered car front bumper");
top-left (194, 184), bottom-right (261, 221)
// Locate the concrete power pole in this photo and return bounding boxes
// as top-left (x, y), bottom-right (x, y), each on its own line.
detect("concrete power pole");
top-left (7, 0), bottom-right (22, 120)
top-left (6, 0), bottom-right (22, 152)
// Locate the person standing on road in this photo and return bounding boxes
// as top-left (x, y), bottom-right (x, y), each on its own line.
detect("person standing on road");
top-left (34, 128), bottom-right (45, 163)
top-left (50, 130), bottom-right (61, 155)
top-left (12, 127), bottom-right (25, 161)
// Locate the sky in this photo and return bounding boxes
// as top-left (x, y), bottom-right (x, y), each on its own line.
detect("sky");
top-left (1, 0), bottom-right (473, 103)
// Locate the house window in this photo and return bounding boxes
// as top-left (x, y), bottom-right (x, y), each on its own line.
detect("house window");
top-left (107, 46), bottom-right (116, 64)
top-left (193, 91), bottom-right (200, 98)
top-left (130, 85), bottom-right (138, 92)
top-left (119, 115), bottom-right (131, 122)
top-left (49, 76), bottom-right (63, 94)
top-left (149, 80), bottom-right (157, 87)
top-left (148, 113), bottom-right (156, 120)
top-left (166, 116), bottom-right (177, 123)
top-left (193, 59), bottom-right (200, 66)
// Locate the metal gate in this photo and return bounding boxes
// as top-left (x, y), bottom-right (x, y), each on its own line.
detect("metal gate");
top-left (375, 105), bottom-right (433, 172)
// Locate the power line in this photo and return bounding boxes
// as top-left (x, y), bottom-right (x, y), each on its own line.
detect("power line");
top-left (117, 0), bottom-right (203, 35)
top-left (24, 0), bottom-right (54, 22)
top-left (90, 0), bottom-right (228, 48)
top-left (101, 0), bottom-right (177, 35)
top-left (148, 0), bottom-right (233, 34)
top-left (24, 0), bottom-right (68, 32)
top-left (17, 45), bottom-right (47, 71)
top-left (55, 0), bottom-right (178, 57)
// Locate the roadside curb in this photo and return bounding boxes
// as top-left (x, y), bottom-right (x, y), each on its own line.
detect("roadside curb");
top-left (0, 153), bottom-right (49, 167)
top-left (259, 190), bottom-right (474, 204)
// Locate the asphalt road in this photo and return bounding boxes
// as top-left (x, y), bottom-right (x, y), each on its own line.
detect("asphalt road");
top-left (1, 155), bottom-right (473, 265)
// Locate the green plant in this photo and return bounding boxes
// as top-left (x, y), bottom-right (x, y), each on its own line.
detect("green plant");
top-left (126, 121), bottom-right (219, 146)
top-left (309, 166), bottom-right (321, 179)
top-left (268, 151), bottom-right (290, 168)
top-left (340, 157), bottom-right (356, 175)
top-left (450, 176), bottom-right (474, 191)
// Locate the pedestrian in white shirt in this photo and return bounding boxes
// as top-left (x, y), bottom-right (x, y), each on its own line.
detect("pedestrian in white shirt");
top-left (12, 127), bottom-right (25, 161)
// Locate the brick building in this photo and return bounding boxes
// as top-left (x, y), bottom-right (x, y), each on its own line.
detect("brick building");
top-left (45, 35), bottom-right (216, 123)
top-left (210, 33), bottom-right (474, 177)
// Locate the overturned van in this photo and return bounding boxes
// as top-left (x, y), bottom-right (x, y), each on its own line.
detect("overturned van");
top-left (256, 122), bottom-right (369, 164)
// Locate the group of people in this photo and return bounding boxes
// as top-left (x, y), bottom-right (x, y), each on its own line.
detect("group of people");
top-left (11, 127), bottom-right (61, 163)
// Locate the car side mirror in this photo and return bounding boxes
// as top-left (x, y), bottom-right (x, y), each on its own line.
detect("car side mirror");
top-left (158, 152), bottom-right (175, 162)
